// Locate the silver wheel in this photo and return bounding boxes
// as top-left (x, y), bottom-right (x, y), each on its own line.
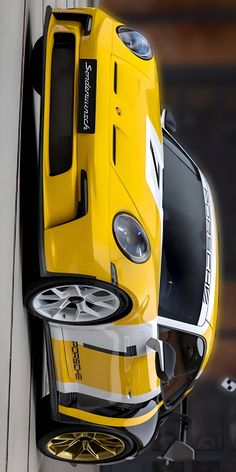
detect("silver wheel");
top-left (32, 284), bottom-right (120, 323)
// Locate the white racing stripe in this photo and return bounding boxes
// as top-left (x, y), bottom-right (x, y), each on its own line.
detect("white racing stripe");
top-left (56, 381), bottom-right (161, 404)
top-left (157, 315), bottom-right (210, 336)
top-left (49, 318), bottom-right (158, 357)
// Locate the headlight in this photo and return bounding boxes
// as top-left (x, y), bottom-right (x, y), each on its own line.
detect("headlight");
top-left (117, 26), bottom-right (152, 60)
top-left (113, 213), bottom-right (151, 263)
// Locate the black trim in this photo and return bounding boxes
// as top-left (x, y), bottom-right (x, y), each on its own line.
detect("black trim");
top-left (150, 140), bottom-right (160, 188)
top-left (112, 125), bottom-right (116, 165)
top-left (114, 61), bottom-right (118, 94)
top-left (77, 169), bottom-right (88, 218)
top-left (38, 6), bottom-right (52, 276)
top-left (110, 262), bottom-right (118, 285)
top-left (49, 33), bottom-right (75, 176)
top-left (53, 12), bottom-right (92, 35)
top-left (83, 343), bottom-right (137, 357)
top-left (40, 272), bottom-right (96, 279)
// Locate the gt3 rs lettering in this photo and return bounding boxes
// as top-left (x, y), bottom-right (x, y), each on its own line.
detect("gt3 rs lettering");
top-left (198, 172), bottom-right (218, 327)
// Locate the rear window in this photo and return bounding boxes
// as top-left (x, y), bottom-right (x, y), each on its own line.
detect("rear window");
top-left (159, 134), bottom-right (206, 325)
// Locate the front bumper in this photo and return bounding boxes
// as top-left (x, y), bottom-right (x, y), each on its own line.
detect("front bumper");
top-left (39, 7), bottom-right (162, 324)
top-left (41, 8), bottom-right (116, 284)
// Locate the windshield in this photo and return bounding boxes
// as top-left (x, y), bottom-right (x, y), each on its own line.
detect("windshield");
top-left (159, 134), bottom-right (206, 325)
top-left (159, 326), bottom-right (205, 406)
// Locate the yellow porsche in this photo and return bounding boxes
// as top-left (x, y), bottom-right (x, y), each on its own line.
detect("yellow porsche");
top-left (25, 6), bottom-right (219, 465)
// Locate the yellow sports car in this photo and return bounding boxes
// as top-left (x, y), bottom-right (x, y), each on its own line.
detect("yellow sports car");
top-left (25, 6), bottom-right (219, 465)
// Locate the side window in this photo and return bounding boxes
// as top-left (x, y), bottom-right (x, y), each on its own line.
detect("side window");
top-left (159, 326), bottom-right (205, 407)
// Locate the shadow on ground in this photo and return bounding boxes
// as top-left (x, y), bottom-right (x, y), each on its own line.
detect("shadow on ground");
top-left (20, 13), bottom-right (44, 437)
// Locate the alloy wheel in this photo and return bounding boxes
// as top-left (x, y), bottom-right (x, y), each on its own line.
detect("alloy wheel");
top-left (32, 284), bottom-right (120, 323)
top-left (47, 431), bottom-right (125, 462)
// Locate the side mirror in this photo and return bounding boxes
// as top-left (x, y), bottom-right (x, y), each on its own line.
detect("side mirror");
top-left (161, 108), bottom-right (177, 133)
top-left (163, 440), bottom-right (195, 462)
top-left (146, 338), bottom-right (176, 382)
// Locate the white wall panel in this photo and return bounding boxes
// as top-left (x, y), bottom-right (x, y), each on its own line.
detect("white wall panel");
top-left (0, 0), bottom-right (26, 470)
top-left (0, 0), bottom-right (99, 470)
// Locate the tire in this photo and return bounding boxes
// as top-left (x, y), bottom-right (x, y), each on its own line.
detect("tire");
top-left (25, 277), bottom-right (132, 325)
top-left (37, 396), bottom-right (135, 465)
top-left (30, 36), bottom-right (43, 94)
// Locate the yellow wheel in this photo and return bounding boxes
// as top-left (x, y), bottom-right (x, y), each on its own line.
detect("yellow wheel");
top-left (47, 431), bottom-right (125, 462)
top-left (38, 426), bottom-right (135, 464)
top-left (37, 399), bottom-right (135, 464)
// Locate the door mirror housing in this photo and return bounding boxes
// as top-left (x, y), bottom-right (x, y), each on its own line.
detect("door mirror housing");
top-left (146, 338), bottom-right (176, 382)
top-left (163, 440), bottom-right (195, 462)
top-left (161, 108), bottom-right (177, 133)
top-left (157, 398), bottom-right (195, 462)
